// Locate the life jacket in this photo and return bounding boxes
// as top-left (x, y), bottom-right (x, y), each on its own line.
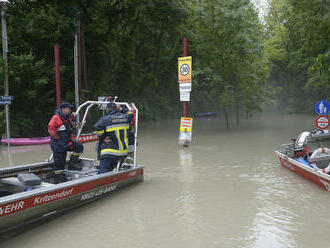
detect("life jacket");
top-left (48, 110), bottom-right (73, 143)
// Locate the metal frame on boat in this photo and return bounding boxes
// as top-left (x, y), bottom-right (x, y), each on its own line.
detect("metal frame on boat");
top-left (0, 133), bottom-right (98, 146)
top-left (0, 100), bottom-right (143, 233)
top-left (276, 130), bottom-right (330, 191)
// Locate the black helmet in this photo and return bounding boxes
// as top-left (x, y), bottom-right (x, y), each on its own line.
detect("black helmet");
top-left (59, 102), bottom-right (73, 109)
top-left (106, 101), bottom-right (117, 110)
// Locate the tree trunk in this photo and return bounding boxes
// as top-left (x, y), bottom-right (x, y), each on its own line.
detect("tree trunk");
top-left (224, 108), bottom-right (229, 129)
top-left (236, 101), bottom-right (239, 126)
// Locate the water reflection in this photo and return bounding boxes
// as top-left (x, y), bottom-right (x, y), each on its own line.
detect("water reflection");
top-left (5, 145), bottom-right (12, 166)
top-left (178, 148), bottom-right (192, 167)
top-left (249, 163), bottom-right (298, 248)
top-left (176, 147), bottom-right (202, 246)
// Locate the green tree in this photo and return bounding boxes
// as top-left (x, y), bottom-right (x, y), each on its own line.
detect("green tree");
top-left (189, 0), bottom-right (271, 127)
top-left (266, 0), bottom-right (330, 112)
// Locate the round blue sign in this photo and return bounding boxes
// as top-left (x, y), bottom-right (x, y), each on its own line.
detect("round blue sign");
top-left (315, 100), bottom-right (329, 115)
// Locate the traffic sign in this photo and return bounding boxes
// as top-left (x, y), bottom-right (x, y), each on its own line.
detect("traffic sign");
top-left (98, 96), bottom-right (108, 109)
top-left (179, 82), bottom-right (192, 92)
top-left (180, 91), bottom-right (190, 102)
top-left (180, 117), bottom-right (193, 132)
top-left (315, 100), bottom-right (329, 115)
top-left (179, 117), bottom-right (193, 144)
top-left (178, 56), bottom-right (192, 83)
top-left (316, 115), bottom-right (329, 130)
top-left (179, 131), bottom-right (192, 143)
top-left (0, 96), bottom-right (13, 105)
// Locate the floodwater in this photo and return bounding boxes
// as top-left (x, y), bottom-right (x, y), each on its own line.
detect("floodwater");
top-left (1, 114), bottom-right (330, 248)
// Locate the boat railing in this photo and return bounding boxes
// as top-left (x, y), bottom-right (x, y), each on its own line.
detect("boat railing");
top-left (279, 143), bottom-right (298, 158)
top-left (75, 101), bottom-right (133, 139)
top-left (72, 101), bottom-right (138, 168)
top-left (0, 161), bottom-right (52, 178)
top-left (47, 100), bottom-right (139, 168)
top-left (280, 143), bottom-right (295, 150)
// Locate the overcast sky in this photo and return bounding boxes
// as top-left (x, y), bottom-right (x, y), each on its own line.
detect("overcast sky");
top-left (251, 0), bottom-right (269, 20)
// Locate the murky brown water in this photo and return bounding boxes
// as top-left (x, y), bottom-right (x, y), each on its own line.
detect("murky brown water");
top-left (2, 114), bottom-right (330, 248)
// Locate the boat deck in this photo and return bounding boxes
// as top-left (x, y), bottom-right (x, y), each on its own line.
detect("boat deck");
top-left (0, 158), bottom-right (143, 233)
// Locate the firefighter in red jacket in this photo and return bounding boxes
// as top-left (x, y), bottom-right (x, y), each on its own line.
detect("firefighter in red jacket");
top-left (48, 102), bottom-right (84, 170)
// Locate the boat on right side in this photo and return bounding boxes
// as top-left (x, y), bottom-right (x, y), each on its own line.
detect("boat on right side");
top-left (276, 129), bottom-right (330, 191)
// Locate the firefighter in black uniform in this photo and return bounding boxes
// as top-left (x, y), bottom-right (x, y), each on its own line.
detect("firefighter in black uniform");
top-left (94, 102), bottom-right (134, 173)
top-left (48, 102), bottom-right (84, 170)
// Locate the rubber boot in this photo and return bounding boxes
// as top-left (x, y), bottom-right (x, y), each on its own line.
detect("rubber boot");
top-left (54, 172), bottom-right (66, 184)
top-left (68, 153), bottom-right (82, 171)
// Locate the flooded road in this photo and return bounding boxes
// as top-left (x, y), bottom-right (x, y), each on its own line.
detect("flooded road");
top-left (1, 114), bottom-right (330, 248)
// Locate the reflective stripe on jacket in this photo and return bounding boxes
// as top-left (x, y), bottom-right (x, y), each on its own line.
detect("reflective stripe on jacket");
top-left (94, 110), bottom-right (133, 159)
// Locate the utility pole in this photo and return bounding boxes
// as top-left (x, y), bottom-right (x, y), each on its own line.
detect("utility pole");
top-left (80, 17), bottom-right (88, 91)
top-left (74, 11), bottom-right (84, 122)
top-left (77, 12), bottom-right (82, 97)
top-left (74, 30), bottom-right (80, 122)
top-left (54, 45), bottom-right (61, 108)
top-left (1, 0), bottom-right (10, 147)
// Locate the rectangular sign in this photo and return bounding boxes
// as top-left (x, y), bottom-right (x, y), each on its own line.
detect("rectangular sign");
top-left (180, 117), bottom-right (193, 132)
top-left (179, 82), bottom-right (192, 92)
top-left (180, 91), bottom-right (190, 102)
top-left (179, 131), bottom-right (192, 144)
top-left (178, 56), bottom-right (192, 83)
top-left (0, 95), bottom-right (13, 105)
top-left (98, 96), bottom-right (108, 109)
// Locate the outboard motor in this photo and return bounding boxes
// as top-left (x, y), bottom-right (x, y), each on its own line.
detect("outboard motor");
top-left (295, 131), bottom-right (311, 149)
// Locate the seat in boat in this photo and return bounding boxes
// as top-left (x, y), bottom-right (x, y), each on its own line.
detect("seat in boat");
top-left (0, 177), bottom-right (54, 188)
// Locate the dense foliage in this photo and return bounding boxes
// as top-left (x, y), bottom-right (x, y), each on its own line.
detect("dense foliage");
top-left (0, 0), bottom-right (274, 136)
top-left (266, 0), bottom-right (330, 113)
top-left (188, 0), bottom-right (272, 127)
